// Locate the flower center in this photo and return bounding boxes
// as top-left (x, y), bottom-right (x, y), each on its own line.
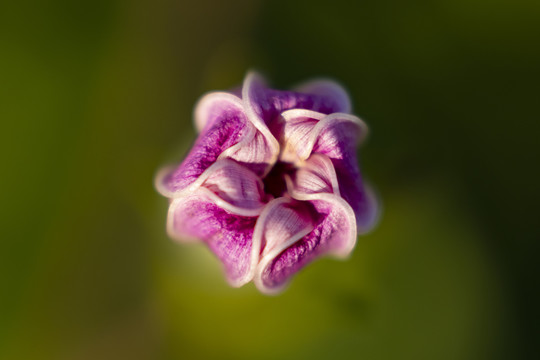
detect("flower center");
top-left (262, 161), bottom-right (297, 198)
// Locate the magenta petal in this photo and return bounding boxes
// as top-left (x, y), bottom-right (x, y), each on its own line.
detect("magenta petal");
top-left (168, 194), bottom-right (257, 286)
top-left (254, 194), bottom-right (357, 294)
top-left (312, 115), bottom-right (376, 232)
top-left (280, 110), bottom-right (367, 161)
top-left (252, 198), bottom-right (318, 294)
top-left (158, 93), bottom-right (250, 195)
top-left (243, 72), bottom-right (352, 139)
top-left (279, 110), bottom-right (376, 232)
top-left (254, 198), bottom-right (317, 260)
top-left (199, 159), bottom-right (267, 216)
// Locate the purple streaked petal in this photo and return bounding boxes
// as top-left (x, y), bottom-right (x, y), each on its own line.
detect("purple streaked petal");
top-left (158, 88), bottom-right (282, 195)
top-left (243, 72), bottom-right (353, 140)
top-left (158, 160), bottom-right (268, 215)
top-left (254, 194), bottom-right (357, 294)
top-left (159, 93), bottom-right (250, 194)
top-left (279, 110), bottom-right (367, 162)
top-left (278, 110), bottom-right (376, 232)
top-left (311, 115), bottom-right (376, 233)
top-left (251, 198), bottom-right (317, 274)
top-left (167, 194), bottom-right (257, 287)
top-left (242, 72), bottom-right (281, 176)
top-left (194, 92), bottom-right (243, 133)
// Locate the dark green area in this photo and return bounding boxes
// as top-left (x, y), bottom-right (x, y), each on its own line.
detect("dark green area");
top-left (1, 0), bottom-right (538, 359)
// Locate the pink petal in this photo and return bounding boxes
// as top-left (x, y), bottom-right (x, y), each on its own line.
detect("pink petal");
top-left (279, 110), bottom-right (377, 232)
top-left (279, 110), bottom-right (367, 162)
top-left (157, 93), bottom-right (250, 195)
top-left (199, 160), bottom-right (268, 216)
top-left (242, 72), bottom-right (281, 176)
top-left (243, 71), bottom-right (353, 142)
top-left (167, 194), bottom-right (258, 287)
top-left (251, 198), bottom-right (318, 294)
top-left (254, 194), bottom-right (357, 295)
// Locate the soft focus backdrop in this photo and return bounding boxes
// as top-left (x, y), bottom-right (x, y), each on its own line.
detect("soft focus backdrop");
top-left (1, 0), bottom-right (538, 359)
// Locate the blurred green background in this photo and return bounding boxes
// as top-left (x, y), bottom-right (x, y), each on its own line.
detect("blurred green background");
top-left (1, 0), bottom-right (538, 359)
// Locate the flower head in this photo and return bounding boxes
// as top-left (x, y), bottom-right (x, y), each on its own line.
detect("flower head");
top-left (156, 72), bottom-right (378, 294)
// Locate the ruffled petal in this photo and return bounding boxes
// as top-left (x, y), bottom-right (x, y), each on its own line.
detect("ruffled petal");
top-left (158, 160), bottom-right (267, 216)
top-left (167, 193), bottom-right (257, 287)
top-left (252, 198), bottom-right (318, 294)
top-left (242, 72), bottom-right (281, 176)
top-left (311, 114), bottom-right (376, 233)
top-left (244, 71), bottom-right (352, 142)
top-left (279, 110), bottom-right (367, 162)
top-left (194, 92), bottom-right (243, 133)
top-left (254, 193), bottom-right (357, 295)
top-left (278, 110), bottom-right (377, 232)
top-left (157, 93), bottom-right (250, 194)
top-left (198, 160), bottom-right (268, 216)
top-left (217, 129), bottom-right (276, 177)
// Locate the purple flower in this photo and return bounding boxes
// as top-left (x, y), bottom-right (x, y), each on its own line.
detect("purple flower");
top-left (156, 72), bottom-right (378, 294)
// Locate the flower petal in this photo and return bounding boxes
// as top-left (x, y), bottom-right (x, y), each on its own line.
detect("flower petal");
top-left (286, 154), bottom-right (340, 195)
top-left (254, 193), bottom-right (357, 294)
top-left (167, 194), bottom-right (257, 287)
top-left (194, 92), bottom-right (243, 133)
top-left (243, 72), bottom-right (353, 154)
top-left (279, 110), bottom-right (367, 162)
top-left (279, 110), bottom-right (377, 232)
top-left (242, 72), bottom-right (281, 176)
top-left (278, 110), bottom-right (320, 163)
top-left (158, 160), bottom-right (267, 216)
top-left (217, 129), bottom-right (276, 177)
top-left (312, 115), bottom-right (376, 233)
top-left (198, 160), bottom-right (268, 216)
top-left (251, 198), bottom-right (318, 294)
top-left (158, 93), bottom-right (250, 194)
top-left (245, 72), bottom-right (352, 122)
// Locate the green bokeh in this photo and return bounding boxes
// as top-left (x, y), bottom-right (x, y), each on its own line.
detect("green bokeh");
top-left (1, 0), bottom-right (538, 359)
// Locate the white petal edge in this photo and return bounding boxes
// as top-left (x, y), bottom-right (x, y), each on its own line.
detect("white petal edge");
top-left (193, 92), bottom-right (244, 133)
top-left (242, 71), bottom-right (281, 177)
top-left (290, 153), bottom-right (341, 196)
top-left (281, 109), bottom-right (369, 162)
top-left (287, 171), bottom-right (379, 235)
top-left (156, 159), bottom-right (267, 217)
top-left (250, 197), bottom-right (316, 295)
top-left (294, 78), bottom-right (352, 114)
top-left (166, 197), bottom-right (203, 243)
top-left (286, 183), bottom-right (358, 258)
top-left (252, 188), bottom-right (358, 295)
